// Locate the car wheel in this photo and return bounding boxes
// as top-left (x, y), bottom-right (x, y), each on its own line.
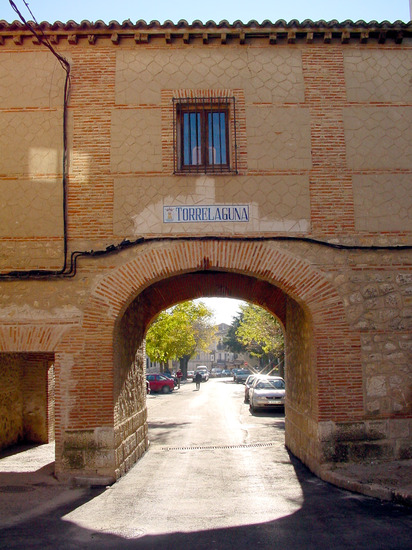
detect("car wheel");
top-left (162, 385), bottom-right (170, 394)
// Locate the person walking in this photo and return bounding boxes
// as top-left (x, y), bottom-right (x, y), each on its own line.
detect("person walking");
top-left (194, 371), bottom-right (202, 390)
top-left (176, 369), bottom-right (183, 389)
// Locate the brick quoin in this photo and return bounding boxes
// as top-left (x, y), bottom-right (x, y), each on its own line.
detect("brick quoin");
top-left (302, 47), bottom-right (356, 236)
top-left (68, 49), bottom-right (116, 239)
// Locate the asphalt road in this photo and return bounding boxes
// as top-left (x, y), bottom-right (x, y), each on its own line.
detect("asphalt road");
top-left (0, 378), bottom-right (411, 549)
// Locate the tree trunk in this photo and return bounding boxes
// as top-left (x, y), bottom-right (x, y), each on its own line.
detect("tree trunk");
top-left (179, 355), bottom-right (191, 380)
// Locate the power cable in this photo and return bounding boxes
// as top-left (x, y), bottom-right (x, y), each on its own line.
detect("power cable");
top-left (7, 1), bottom-right (70, 274)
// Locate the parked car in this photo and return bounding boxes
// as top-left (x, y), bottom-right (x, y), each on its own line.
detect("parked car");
top-left (210, 368), bottom-right (223, 378)
top-left (146, 374), bottom-right (175, 393)
top-left (249, 376), bottom-right (285, 411)
top-left (187, 370), bottom-right (194, 379)
top-left (193, 366), bottom-right (209, 382)
top-left (163, 372), bottom-right (178, 386)
top-left (221, 369), bottom-right (231, 377)
top-left (234, 368), bottom-right (251, 384)
top-left (232, 368), bottom-right (242, 381)
top-left (244, 374), bottom-right (264, 402)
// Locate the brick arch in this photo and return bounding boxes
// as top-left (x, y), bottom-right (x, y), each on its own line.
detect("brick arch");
top-left (85, 240), bottom-right (345, 325)
top-left (0, 324), bottom-right (74, 352)
top-left (123, 271), bottom-right (288, 332)
top-left (61, 240), bottom-right (362, 483)
top-left (84, 240), bottom-right (360, 420)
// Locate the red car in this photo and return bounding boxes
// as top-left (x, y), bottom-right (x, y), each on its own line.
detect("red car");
top-left (146, 374), bottom-right (174, 393)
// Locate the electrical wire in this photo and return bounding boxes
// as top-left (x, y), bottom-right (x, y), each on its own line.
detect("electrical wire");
top-left (1, 235), bottom-right (411, 280)
top-left (7, 0), bottom-right (70, 275)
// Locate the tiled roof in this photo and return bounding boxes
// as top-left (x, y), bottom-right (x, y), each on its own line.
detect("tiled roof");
top-left (0, 19), bottom-right (410, 44)
top-left (1, 18), bottom-right (411, 30)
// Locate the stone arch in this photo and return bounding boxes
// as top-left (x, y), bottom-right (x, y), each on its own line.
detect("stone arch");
top-left (53, 240), bottom-right (362, 483)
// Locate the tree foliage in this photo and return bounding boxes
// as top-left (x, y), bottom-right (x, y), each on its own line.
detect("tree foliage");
top-left (223, 303), bottom-right (284, 368)
top-left (222, 313), bottom-right (247, 354)
top-left (145, 301), bottom-right (215, 372)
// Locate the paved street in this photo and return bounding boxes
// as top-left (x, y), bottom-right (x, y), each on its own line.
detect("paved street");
top-left (0, 378), bottom-right (411, 549)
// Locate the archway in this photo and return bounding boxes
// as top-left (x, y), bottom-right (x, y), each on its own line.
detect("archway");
top-left (0, 352), bottom-right (55, 451)
top-left (115, 269), bottom-right (310, 466)
top-left (55, 240), bottom-right (362, 483)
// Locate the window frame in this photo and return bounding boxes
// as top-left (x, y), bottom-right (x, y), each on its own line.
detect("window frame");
top-left (173, 96), bottom-right (237, 175)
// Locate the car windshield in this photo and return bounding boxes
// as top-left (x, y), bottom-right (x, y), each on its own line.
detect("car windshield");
top-left (256, 380), bottom-right (285, 390)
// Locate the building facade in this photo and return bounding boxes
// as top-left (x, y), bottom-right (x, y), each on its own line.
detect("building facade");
top-left (187, 322), bottom-right (256, 373)
top-left (0, 19), bottom-right (411, 484)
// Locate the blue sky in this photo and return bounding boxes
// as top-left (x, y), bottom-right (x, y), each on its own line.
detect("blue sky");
top-left (2, 0), bottom-right (411, 24)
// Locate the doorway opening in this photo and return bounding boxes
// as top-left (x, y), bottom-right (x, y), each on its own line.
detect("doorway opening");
top-left (0, 352), bottom-right (55, 454)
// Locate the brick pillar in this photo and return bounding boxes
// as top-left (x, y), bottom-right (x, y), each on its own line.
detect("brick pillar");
top-left (303, 47), bottom-right (356, 236)
top-left (69, 49), bottom-right (116, 240)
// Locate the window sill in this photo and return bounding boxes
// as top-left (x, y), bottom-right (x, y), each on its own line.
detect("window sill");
top-left (174, 168), bottom-right (238, 176)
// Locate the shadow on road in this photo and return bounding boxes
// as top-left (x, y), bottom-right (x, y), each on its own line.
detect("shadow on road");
top-left (0, 447), bottom-right (411, 549)
top-left (148, 420), bottom-right (192, 446)
top-left (248, 408), bottom-right (285, 418)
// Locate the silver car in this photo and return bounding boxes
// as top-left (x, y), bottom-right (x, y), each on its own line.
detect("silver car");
top-left (244, 374), bottom-right (264, 403)
top-left (249, 376), bottom-right (285, 412)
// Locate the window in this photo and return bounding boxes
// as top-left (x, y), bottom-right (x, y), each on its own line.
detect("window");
top-left (173, 97), bottom-right (237, 174)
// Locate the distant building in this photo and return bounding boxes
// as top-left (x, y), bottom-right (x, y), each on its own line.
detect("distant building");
top-left (187, 322), bottom-right (258, 371)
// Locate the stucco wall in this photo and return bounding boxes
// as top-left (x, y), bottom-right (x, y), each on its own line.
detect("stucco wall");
top-left (0, 40), bottom-right (411, 259)
top-left (113, 175), bottom-right (311, 236)
top-left (0, 51), bottom-right (65, 268)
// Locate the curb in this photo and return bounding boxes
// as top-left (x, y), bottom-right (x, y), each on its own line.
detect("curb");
top-left (319, 468), bottom-right (412, 507)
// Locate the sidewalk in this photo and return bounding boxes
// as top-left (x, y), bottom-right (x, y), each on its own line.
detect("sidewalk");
top-left (320, 459), bottom-right (412, 507)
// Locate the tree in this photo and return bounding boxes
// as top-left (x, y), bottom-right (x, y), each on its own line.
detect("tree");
top-left (145, 301), bottom-right (215, 378)
top-left (222, 313), bottom-right (247, 354)
top-left (234, 304), bottom-right (284, 375)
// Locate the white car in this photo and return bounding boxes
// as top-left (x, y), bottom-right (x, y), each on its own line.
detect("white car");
top-left (249, 376), bottom-right (285, 412)
top-left (193, 366), bottom-right (209, 382)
